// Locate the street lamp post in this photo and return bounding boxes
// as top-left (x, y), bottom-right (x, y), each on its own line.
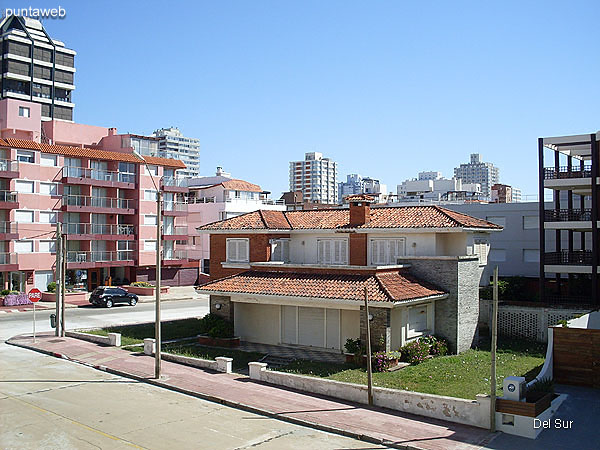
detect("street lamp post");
top-left (155, 190), bottom-right (162, 379)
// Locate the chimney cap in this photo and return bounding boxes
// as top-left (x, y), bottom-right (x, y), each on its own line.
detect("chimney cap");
top-left (345, 194), bottom-right (375, 203)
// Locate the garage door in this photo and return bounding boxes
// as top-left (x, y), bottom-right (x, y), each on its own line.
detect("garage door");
top-left (298, 307), bottom-right (325, 348)
top-left (281, 306), bottom-right (341, 349)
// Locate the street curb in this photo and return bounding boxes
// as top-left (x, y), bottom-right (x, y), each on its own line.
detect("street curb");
top-left (5, 337), bottom-right (446, 450)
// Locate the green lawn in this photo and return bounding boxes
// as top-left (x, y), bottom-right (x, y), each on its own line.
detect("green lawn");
top-left (279, 337), bottom-right (545, 400)
top-left (162, 343), bottom-right (265, 372)
top-left (80, 318), bottom-right (204, 347)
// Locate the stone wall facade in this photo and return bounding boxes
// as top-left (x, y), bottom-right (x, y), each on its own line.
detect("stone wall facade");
top-left (398, 256), bottom-right (480, 353)
top-left (360, 306), bottom-right (391, 352)
top-left (210, 294), bottom-right (234, 322)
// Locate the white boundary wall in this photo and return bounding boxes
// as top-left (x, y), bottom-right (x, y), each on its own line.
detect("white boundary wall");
top-left (248, 362), bottom-right (491, 428)
top-left (142, 338), bottom-right (232, 373)
top-left (66, 331), bottom-right (121, 346)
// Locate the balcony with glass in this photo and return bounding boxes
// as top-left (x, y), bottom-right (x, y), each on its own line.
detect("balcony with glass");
top-left (163, 249), bottom-right (188, 265)
top-left (61, 166), bottom-right (136, 188)
top-left (160, 176), bottom-right (188, 193)
top-left (0, 222), bottom-right (18, 239)
top-left (163, 225), bottom-right (188, 240)
top-left (0, 191), bottom-right (18, 208)
top-left (63, 223), bottom-right (136, 239)
top-left (0, 252), bottom-right (18, 268)
top-left (0, 160), bottom-right (19, 178)
top-left (62, 195), bottom-right (136, 214)
top-left (163, 200), bottom-right (188, 216)
top-left (66, 250), bottom-right (135, 268)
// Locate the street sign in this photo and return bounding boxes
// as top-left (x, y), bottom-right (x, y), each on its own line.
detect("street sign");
top-left (28, 288), bottom-right (42, 303)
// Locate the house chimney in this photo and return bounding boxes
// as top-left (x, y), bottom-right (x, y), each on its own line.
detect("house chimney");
top-left (108, 127), bottom-right (117, 136)
top-left (347, 194), bottom-right (374, 227)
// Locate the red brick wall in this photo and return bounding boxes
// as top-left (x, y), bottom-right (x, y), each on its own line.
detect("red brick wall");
top-left (209, 233), bottom-right (291, 280)
top-left (349, 202), bottom-right (370, 226)
top-left (349, 233), bottom-right (367, 266)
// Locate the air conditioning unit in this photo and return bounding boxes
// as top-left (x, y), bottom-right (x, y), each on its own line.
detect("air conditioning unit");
top-left (503, 376), bottom-right (526, 401)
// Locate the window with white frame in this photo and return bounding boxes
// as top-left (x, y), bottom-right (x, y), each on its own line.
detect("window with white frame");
top-left (523, 216), bottom-right (539, 230)
top-left (144, 189), bottom-right (158, 201)
top-left (18, 106), bottom-right (30, 118)
top-left (370, 239), bottom-right (406, 265)
top-left (144, 240), bottom-right (157, 251)
top-left (15, 210), bottom-right (34, 223)
top-left (16, 150), bottom-right (35, 163)
top-left (147, 165), bottom-right (158, 176)
top-left (15, 240), bottom-right (33, 253)
top-left (39, 211), bottom-right (57, 224)
top-left (271, 238), bottom-right (290, 262)
top-left (317, 239), bottom-right (347, 265)
top-left (144, 214), bottom-right (157, 226)
top-left (40, 182), bottom-right (58, 195)
top-left (473, 239), bottom-right (489, 265)
top-left (15, 180), bottom-right (34, 193)
top-left (407, 303), bottom-right (431, 338)
top-left (40, 153), bottom-right (58, 167)
top-left (226, 238), bottom-right (249, 263)
top-left (39, 240), bottom-right (56, 253)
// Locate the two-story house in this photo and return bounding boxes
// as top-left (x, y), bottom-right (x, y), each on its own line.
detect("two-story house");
top-left (197, 195), bottom-right (502, 353)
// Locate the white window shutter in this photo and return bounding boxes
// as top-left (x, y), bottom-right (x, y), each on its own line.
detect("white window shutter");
top-left (239, 239), bottom-right (248, 262)
top-left (340, 240), bottom-right (347, 264)
top-left (334, 240), bottom-right (341, 262)
top-left (227, 240), bottom-right (236, 261)
top-left (282, 240), bottom-right (290, 262)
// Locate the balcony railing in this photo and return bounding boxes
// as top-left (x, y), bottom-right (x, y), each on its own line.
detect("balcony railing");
top-left (163, 201), bottom-right (188, 212)
top-left (0, 159), bottom-right (19, 172)
top-left (62, 195), bottom-right (135, 210)
top-left (0, 191), bottom-right (17, 203)
top-left (164, 250), bottom-right (187, 260)
top-left (0, 252), bottom-right (17, 265)
top-left (63, 223), bottom-right (135, 235)
top-left (62, 166), bottom-right (136, 184)
top-left (544, 166), bottom-right (592, 180)
top-left (0, 222), bottom-right (17, 233)
top-left (545, 250), bottom-right (593, 265)
top-left (544, 208), bottom-right (592, 222)
top-left (189, 196), bottom-right (216, 204)
top-left (161, 176), bottom-right (187, 187)
top-left (163, 226), bottom-right (187, 236)
top-left (66, 250), bottom-right (134, 264)
top-left (225, 197), bottom-right (285, 206)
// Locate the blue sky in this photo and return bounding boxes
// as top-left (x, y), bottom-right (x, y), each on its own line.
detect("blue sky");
top-left (27, 0), bottom-right (600, 198)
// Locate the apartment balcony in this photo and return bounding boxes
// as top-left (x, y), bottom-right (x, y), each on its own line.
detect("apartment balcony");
top-left (66, 250), bottom-right (135, 269)
top-left (188, 197), bottom-right (216, 204)
top-left (0, 191), bottom-right (18, 209)
top-left (63, 223), bottom-right (136, 240)
top-left (61, 166), bottom-right (136, 189)
top-left (0, 252), bottom-right (18, 270)
top-left (163, 250), bottom-right (188, 265)
top-left (544, 250), bottom-right (595, 274)
top-left (163, 201), bottom-right (188, 216)
top-left (161, 176), bottom-right (189, 193)
top-left (62, 195), bottom-right (136, 214)
top-left (543, 165), bottom-right (593, 193)
top-left (0, 222), bottom-right (18, 240)
top-left (163, 226), bottom-right (188, 241)
top-left (225, 197), bottom-right (285, 206)
top-left (544, 208), bottom-right (593, 230)
top-left (0, 160), bottom-right (19, 178)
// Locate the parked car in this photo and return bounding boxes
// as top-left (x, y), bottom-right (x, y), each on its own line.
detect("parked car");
top-left (89, 287), bottom-right (138, 308)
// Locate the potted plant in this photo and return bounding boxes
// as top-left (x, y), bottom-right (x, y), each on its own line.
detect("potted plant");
top-left (126, 281), bottom-right (170, 296)
top-left (344, 338), bottom-right (361, 363)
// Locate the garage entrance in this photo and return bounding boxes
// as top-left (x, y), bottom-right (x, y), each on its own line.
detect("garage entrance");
top-left (553, 327), bottom-right (600, 388)
top-left (281, 306), bottom-right (341, 350)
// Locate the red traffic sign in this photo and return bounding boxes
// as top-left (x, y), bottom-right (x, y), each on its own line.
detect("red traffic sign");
top-left (28, 288), bottom-right (42, 303)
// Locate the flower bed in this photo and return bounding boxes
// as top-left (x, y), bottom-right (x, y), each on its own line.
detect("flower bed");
top-left (2, 293), bottom-right (31, 306)
top-left (197, 335), bottom-right (240, 347)
top-left (41, 291), bottom-right (87, 302)
top-left (496, 392), bottom-right (556, 417)
top-left (125, 285), bottom-right (170, 296)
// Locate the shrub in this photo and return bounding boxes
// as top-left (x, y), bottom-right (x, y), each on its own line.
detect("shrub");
top-left (401, 339), bottom-right (430, 364)
top-left (4, 293), bottom-right (32, 306)
top-left (344, 338), bottom-right (361, 354)
top-left (1, 289), bottom-right (10, 296)
top-left (418, 335), bottom-right (448, 356)
top-left (47, 282), bottom-right (57, 293)
top-left (372, 351), bottom-right (402, 372)
top-left (131, 281), bottom-right (154, 287)
top-left (527, 377), bottom-right (555, 398)
top-left (198, 313), bottom-right (234, 338)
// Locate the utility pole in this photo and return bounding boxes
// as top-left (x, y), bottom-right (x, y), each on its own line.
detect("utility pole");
top-left (490, 266), bottom-right (499, 432)
top-left (364, 287), bottom-right (373, 406)
top-left (155, 190), bottom-right (163, 379)
top-left (55, 222), bottom-right (62, 337)
top-left (61, 234), bottom-right (67, 337)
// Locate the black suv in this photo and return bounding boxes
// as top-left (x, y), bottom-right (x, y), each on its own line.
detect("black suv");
top-left (89, 287), bottom-right (138, 308)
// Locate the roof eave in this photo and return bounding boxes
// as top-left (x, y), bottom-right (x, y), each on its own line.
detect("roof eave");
top-left (392, 293), bottom-right (449, 306)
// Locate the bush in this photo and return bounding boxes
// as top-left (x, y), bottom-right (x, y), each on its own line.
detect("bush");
top-left (527, 377), bottom-right (555, 396)
top-left (344, 338), bottom-right (361, 354)
top-left (1, 289), bottom-right (19, 296)
top-left (418, 335), bottom-right (448, 356)
top-left (372, 351), bottom-right (402, 372)
top-left (198, 313), bottom-right (234, 338)
top-left (401, 339), bottom-right (430, 364)
top-left (47, 282), bottom-right (57, 293)
top-left (131, 281), bottom-right (154, 287)
top-left (3, 293), bottom-right (32, 306)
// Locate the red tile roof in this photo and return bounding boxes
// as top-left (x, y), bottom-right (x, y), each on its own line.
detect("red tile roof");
top-left (221, 179), bottom-right (262, 192)
top-left (198, 269), bottom-right (445, 303)
top-left (199, 205), bottom-right (502, 231)
top-left (0, 138), bottom-right (186, 168)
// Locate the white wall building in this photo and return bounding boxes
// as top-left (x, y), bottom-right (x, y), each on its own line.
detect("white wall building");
top-left (289, 152), bottom-right (338, 204)
top-left (151, 127), bottom-right (200, 178)
top-left (397, 176), bottom-right (481, 202)
top-left (338, 173), bottom-right (387, 203)
top-left (454, 154), bottom-right (500, 200)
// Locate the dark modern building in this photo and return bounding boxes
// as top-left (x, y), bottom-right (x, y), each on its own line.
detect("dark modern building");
top-left (538, 133), bottom-right (598, 306)
top-left (1, 15), bottom-right (75, 121)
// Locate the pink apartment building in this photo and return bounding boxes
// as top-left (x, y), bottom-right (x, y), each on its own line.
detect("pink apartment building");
top-left (0, 98), bottom-right (196, 292)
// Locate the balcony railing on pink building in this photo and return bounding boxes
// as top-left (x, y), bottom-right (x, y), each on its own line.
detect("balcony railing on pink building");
top-left (62, 195), bottom-right (135, 210)
top-left (62, 166), bottom-right (136, 184)
top-left (0, 222), bottom-right (18, 234)
top-left (163, 225), bottom-right (187, 236)
top-left (0, 252), bottom-right (18, 265)
top-left (0, 191), bottom-right (18, 203)
top-left (0, 159), bottom-right (19, 173)
top-left (163, 201), bottom-right (188, 212)
top-left (66, 250), bottom-right (135, 264)
top-left (64, 223), bottom-right (135, 236)
top-left (161, 176), bottom-right (187, 187)
top-left (164, 250), bottom-right (188, 260)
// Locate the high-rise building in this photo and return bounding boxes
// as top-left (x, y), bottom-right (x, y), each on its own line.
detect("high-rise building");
top-left (453, 154), bottom-right (500, 200)
top-left (289, 152), bottom-right (338, 204)
top-left (0, 16), bottom-right (76, 122)
top-left (338, 174), bottom-right (386, 203)
top-left (151, 127), bottom-right (200, 178)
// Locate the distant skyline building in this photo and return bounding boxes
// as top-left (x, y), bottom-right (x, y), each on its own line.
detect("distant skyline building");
top-left (491, 183), bottom-right (522, 203)
top-left (338, 173), bottom-right (386, 203)
top-left (151, 127), bottom-right (200, 178)
top-left (453, 153), bottom-right (500, 200)
top-left (289, 152), bottom-right (338, 204)
top-left (0, 15), bottom-right (76, 122)
top-left (397, 174), bottom-right (481, 202)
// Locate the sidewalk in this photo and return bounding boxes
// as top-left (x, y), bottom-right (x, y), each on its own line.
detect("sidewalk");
top-left (7, 333), bottom-right (496, 450)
